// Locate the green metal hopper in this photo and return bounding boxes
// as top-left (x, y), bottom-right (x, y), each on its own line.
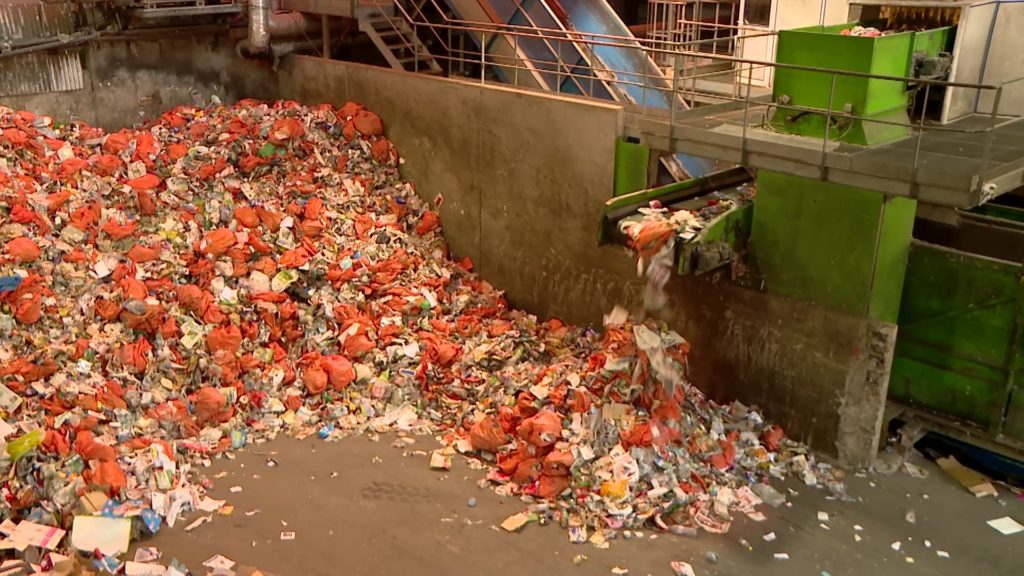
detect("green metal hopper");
top-left (771, 21), bottom-right (954, 146)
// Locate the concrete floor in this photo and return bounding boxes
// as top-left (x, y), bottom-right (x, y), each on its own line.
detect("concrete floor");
top-left (141, 436), bottom-right (1024, 576)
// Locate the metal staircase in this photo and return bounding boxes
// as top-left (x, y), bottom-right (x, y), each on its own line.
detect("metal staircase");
top-left (358, 13), bottom-right (443, 74)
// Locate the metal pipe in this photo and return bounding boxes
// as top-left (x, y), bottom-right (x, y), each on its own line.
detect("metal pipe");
top-left (249, 0), bottom-right (323, 53)
top-left (248, 0), bottom-right (271, 52)
top-left (236, 37), bottom-right (322, 60)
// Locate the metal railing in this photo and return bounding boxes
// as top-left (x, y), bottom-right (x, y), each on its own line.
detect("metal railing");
top-left (367, 0), bottom-right (1022, 186)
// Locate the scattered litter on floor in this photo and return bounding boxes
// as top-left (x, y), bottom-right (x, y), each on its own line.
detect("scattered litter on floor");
top-left (986, 516), bottom-right (1024, 535)
top-left (773, 553), bottom-right (789, 560)
top-left (817, 511), bottom-right (829, 522)
top-left (279, 532), bottom-right (295, 541)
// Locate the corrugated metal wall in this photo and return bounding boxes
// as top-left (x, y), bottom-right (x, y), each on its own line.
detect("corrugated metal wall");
top-left (0, 0), bottom-right (84, 97)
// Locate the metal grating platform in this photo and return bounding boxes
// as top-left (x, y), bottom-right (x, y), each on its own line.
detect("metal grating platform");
top-left (625, 101), bottom-right (1024, 208)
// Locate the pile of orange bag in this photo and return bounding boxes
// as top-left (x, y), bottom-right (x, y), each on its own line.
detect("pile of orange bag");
top-left (0, 100), bottom-right (839, 561)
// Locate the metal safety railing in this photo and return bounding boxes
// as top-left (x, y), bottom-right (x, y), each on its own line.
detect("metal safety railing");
top-left (365, 0), bottom-right (1023, 185)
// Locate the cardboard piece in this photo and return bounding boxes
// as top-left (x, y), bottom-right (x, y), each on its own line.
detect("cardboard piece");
top-left (8, 521), bottom-right (65, 550)
top-left (936, 456), bottom-right (998, 497)
top-left (70, 516), bottom-right (131, 555)
top-left (500, 512), bottom-right (530, 532)
top-left (78, 492), bottom-right (109, 515)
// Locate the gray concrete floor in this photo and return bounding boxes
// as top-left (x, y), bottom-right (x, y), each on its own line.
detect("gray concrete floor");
top-left (141, 436), bottom-right (1024, 576)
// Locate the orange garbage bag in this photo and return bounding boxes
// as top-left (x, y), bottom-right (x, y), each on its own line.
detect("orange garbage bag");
top-left (353, 110), bottom-right (383, 136)
top-left (542, 448), bottom-right (574, 476)
top-left (194, 386), bottom-right (228, 423)
top-left (234, 206), bottom-right (260, 228)
top-left (126, 244), bottom-right (161, 263)
top-left (416, 210), bottom-right (440, 236)
top-left (302, 364), bottom-right (327, 395)
top-left (101, 219), bottom-right (138, 240)
top-left (268, 118), bottom-right (305, 144)
top-left (91, 460), bottom-right (127, 496)
top-left (537, 475), bottom-right (571, 500)
top-left (42, 430), bottom-right (70, 457)
top-left (493, 445), bottom-right (521, 475)
top-left (117, 338), bottom-right (152, 373)
top-left (337, 101), bottom-right (363, 120)
top-left (469, 415), bottom-right (509, 452)
top-left (279, 246), bottom-right (310, 268)
top-left (371, 139), bottom-right (393, 164)
top-left (5, 237), bottom-right (41, 262)
top-left (512, 457), bottom-right (543, 485)
top-left (256, 207), bottom-right (283, 232)
top-left (125, 173), bottom-right (161, 190)
top-left (136, 189), bottom-right (157, 216)
top-left (175, 284), bottom-right (206, 315)
top-left (207, 325), bottom-right (242, 354)
top-left (14, 295), bottom-right (42, 324)
top-left (343, 334), bottom-right (376, 358)
top-left (320, 355), bottom-right (355, 390)
top-left (517, 411), bottom-right (562, 448)
top-left (74, 430), bottom-right (117, 462)
top-left (199, 228), bottom-right (236, 257)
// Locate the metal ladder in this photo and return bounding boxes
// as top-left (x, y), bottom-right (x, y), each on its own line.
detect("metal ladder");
top-left (358, 14), bottom-right (443, 75)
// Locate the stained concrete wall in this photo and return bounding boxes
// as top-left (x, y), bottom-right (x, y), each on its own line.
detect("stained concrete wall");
top-left (2, 35), bottom-right (276, 129)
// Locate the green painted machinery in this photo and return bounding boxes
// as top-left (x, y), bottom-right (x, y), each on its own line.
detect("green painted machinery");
top-left (771, 21), bottom-right (954, 146)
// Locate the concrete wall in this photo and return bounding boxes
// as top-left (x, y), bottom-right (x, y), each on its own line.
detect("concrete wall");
top-left (2, 35), bottom-right (277, 129)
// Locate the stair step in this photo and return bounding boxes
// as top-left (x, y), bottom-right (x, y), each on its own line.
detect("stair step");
top-left (397, 56), bottom-right (433, 64)
top-left (386, 42), bottom-right (413, 49)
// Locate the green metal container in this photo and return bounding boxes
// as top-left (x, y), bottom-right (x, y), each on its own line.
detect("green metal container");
top-left (890, 225), bottom-right (1024, 445)
top-left (771, 21), bottom-right (953, 146)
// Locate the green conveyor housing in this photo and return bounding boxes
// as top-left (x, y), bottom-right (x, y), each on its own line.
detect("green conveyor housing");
top-left (771, 21), bottom-right (954, 146)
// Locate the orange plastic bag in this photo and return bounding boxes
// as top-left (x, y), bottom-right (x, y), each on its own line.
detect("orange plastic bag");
top-left (194, 386), bottom-right (228, 423)
top-left (126, 244), bottom-right (161, 263)
top-left (5, 237), bottom-right (41, 263)
top-left (91, 460), bottom-right (127, 496)
top-left (320, 355), bottom-right (355, 390)
top-left (101, 219), bottom-right (138, 240)
top-left (256, 207), bottom-right (284, 232)
top-left (234, 206), bottom-right (260, 228)
top-left (125, 173), bottom-right (161, 190)
top-left (207, 325), bottom-right (242, 354)
top-left (14, 295), bottom-right (42, 324)
top-left (199, 228), bottom-right (236, 257)
top-left (517, 411), bottom-right (562, 448)
top-left (353, 110), bottom-right (383, 136)
top-left (469, 415), bottom-right (509, 452)
top-left (302, 364), bottom-right (327, 395)
top-left (117, 338), bottom-right (152, 373)
top-left (268, 118), bottom-right (305, 144)
top-left (74, 430), bottom-right (117, 462)
top-left (537, 474), bottom-right (570, 500)
top-left (512, 457), bottom-right (543, 485)
top-left (416, 210), bottom-right (440, 235)
top-left (136, 189), bottom-right (157, 216)
top-left (279, 247), bottom-right (311, 268)
top-left (542, 448), bottom-right (574, 477)
top-left (343, 334), bottom-right (376, 358)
